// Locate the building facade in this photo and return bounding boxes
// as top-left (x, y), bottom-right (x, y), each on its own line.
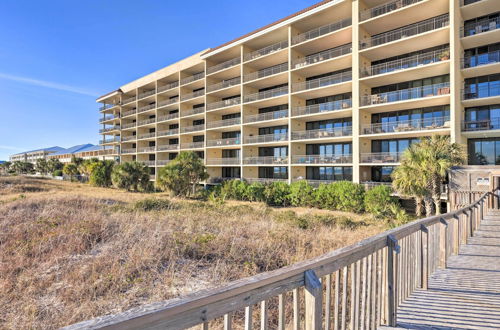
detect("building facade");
top-left (9, 146), bottom-right (65, 163)
top-left (47, 144), bottom-right (114, 163)
top-left (98, 0), bottom-right (500, 186)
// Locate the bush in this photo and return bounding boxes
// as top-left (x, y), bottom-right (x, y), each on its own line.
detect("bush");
top-left (63, 163), bottom-right (79, 181)
top-left (89, 160), bottom-right (114, 187)
top-left (332, 181), bottom-right (365, 213)
top-left (364, 185), bottom-right (397, 218)
top-left (263, 182), bottom-right (291, 207)
top-left (244, 182), bottom-right (266, 202)
top-left (132, 198), bottom-right (171, 212)
top-left (314, 183), bottom-right (338, 209)
top-left (288, 180), bottom-right (315, 207)
top-left (111, 162), bottom-right (152, 192)
top-left (220, 180), bottom-right (248, 200)
top-left (52, 170), bottom-right (63, 177)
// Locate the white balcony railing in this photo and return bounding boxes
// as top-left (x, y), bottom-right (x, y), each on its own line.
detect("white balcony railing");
top-left (99, 137), bottom-right (120, 144)
top-left (122, 109), bottom-right (137, 117)
top-left (292, 18), bottom-right (352, 45)
top-left (360, 152), bottom-right (404, 163)
top-left (291, 154), bottom-right (353, 164)
top-left (137, 118), bottom-right (156, 126)
top-left (207, 97), bottom-right (241, 111)
top-left (121, 148), bottom-right (137, 154)
top-left (292, 71), bottom-right (352, 93)
top-left (293, 43), bottom-right (352, 69)
top-left (122, 96), bottom-right (137, 104)
top-left (244, 40), bottom-right (289, 62)
top-left (158, 97), bottom-right (179, 107)
top-left (137, 132), bottom-right (156, 140)
top-left (99, 115), bottom-right (118, 122)
top-left (157, 129), bottom-right (179, 137)
top-left (244, 110), bottom-right (289, 124)
top-left (291, 126), bottom-right (352, 140)
top-left (362, 116), bottom-right (451, 134)
top-left (243, 63), bottom-right (289, 83)
top-left (140, 160), bottom-right (156, 166)
top-left (206, 117), bottom-right (241, 129)
top-left (243, 156), bottom-right (288, 165)
top-left (138, 147), bottom-right (156, 153)
top-left (461, 16), bottom-right (500, 37)
top-left (182, 107), bottom-right (205, 117)
top-left (122, 122), bottom-right (136, 129)
top-left (99, 126), bottom-right (120, 133)
top-left (206, 158), bottom-right (241, 165)
top-left (207, 77), bottom-right (241, 93)
top-left (245, 178), bottom-right (288, 184)
top-left (157, 113), bottom-right (179, 122)
top-left (121, 136), bottom-right (137, 142)
top-left (157, 144), bottom-right (179, 151)
top-left (180, 142), bottom-right (205, 149)
top-left (180, 124), bottom-right (205, 133)
top-left (156, 160), bottom-right (171, 166)
top-left (292, 99), bottom-right (352, 117)
top-left (207, 57), bottom-right (241, 75)
top-left (206, 137), bottom-right (241, 147)
top-left (243, 86), bottom-right (288, 103)
top-left (244, 133), bottom-right (288, 144)
top-left (361, 82), bottom-right (450, 106)
top-left (360, 0), bottom-right (424, 21)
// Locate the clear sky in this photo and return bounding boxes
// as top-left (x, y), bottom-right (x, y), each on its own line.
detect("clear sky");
top-left (0, 0), bottom-right (317, 161)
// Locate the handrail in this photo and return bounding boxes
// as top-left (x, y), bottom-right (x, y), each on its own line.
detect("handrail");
top-left (243, 63), bottom-right (288, 82)
top-left (181, 107), bottom-right (205, 117)
top-left (362, 116), bottom-right (451, 134)
top-left (292, 17), bottom-right (352, 45)
top-left (207, 57), bottom-right (241, 75)
top-left (292, 98), bottom-right (352, 117)
top-left (461, 16), bottom-right (500, 37)
top-left (207, 77), bottom-right (241, 93)
top-left (244, 109), bottom-right (289, 123)
top-left (360, 0), bottom-right (424, 21)
top-left (244, 40), bottom-right (288, 62)
top-left (157, 81), bottom-right (179, 93)
top-left (462, 118), bottom-right (500, 131)
top-left (67, 190), bottom-right (497, 330)
top-left (361, 82), bottom-right (450, 106)
top-left (180, 72), bottom-right (205, 86)
top-left (206, 117), bottom-right (241, 129)
top-left (207, 97), bottom-right (241, 111)
top-left (292, 71), bottom-right (352, 93)
top-left (291, 126), bottom-right (352, 140)
top-left (243, 86), bottom-right (288, 103)
top-left (293, 43), bottom-right (352, 69)
top-left (462, 50), bottom-right (500, 69)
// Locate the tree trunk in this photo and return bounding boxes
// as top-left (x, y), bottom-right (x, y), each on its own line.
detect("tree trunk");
top-left (424, 197), bottom-right (434, 216)
top-left (415, 197), bottom-right (423, 217)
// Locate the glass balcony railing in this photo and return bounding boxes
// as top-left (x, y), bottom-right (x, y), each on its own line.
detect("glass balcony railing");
top-left (137, 132), bottom-right (156, 140)
top-left (361, 152), bottom-right (403, 163)
top-left (206, 117), bottom-right (241, 129)
top-left (360, 14), bottom-right (449, 49)
top-left (292, 18), bottom-right (352, 45)
top-left (244, 40), bottom-right (289, 62)
top-left (99, 104), bottom-right (116, 111)
top-left (361, 48), bottom-right (450, 77)
top-left (180, 124), bottom-right (205, 133)
top-left (207, 57), bottom-right (241, 75)
top-left (207, 77), bottom-right (241, 93)
top-left (99, 137), bottom-right (120, 144)
top-left (181, 108), bottom-right (205, 117)
top-left (157, 144), bottom-right (179, 151)
top-left (292, 98), bottom-right (352, 117)
top-left (462, 50), bottom-right (500, 69)
top-left (180, 142), bottom-right (205, 149)
top-left (360, 0), bottom-right (424, 21)
top-left (362, 116), bottom-right (450, 134)
top-left (180, 72), bottom-right (205, 86)
top-left (243, 86), bottom-right (288, 103)
top-left (99, 115), bottom-right (118, 122)
top-left (138, 147), bottom-right (156, 153)
top-left (206, 137), bottom-right (241, 147)
top-left (244, 110), bottom-right (289, 124)
top-left (292, 71), bottom-right (352, 93)
top-left (121, 148), bottom-right (137, 154)
top-left (291, 126), bottom-right (352, 140)
top-left (361, 82), bottom-right (450, 106)
top-left (242, 156), bottom-right (288, 165)
top-left (462, 85), bottom-right (500, 100)
top-left (157, 129), bottom-right (179, 137)
top-left (244, 133), bottom-right (288, 144)
top-left (291, 154), bottom-right (352, 164)
top-left (463, 118), bottom-right (500, 131)
top-left (157, 81), bottom-right (179, 93)
top-left (99, 125), bottom-right (120, 133)
top-left (293, 44), bottom-right (352, 70)
top-left (462, 16), bottom-right (500, 37)
top-left (207, 97), bottom-right (241, 111)
top-left (243, 63), bottom-right (289, 82)
top-left (206, 158), bottom-right (241, 165)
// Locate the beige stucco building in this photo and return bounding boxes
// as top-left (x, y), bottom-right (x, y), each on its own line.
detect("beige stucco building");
top-left (98, 0), bottom-right (500, 186)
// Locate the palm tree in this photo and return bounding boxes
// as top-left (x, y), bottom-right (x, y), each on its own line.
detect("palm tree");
top-left (392, 162), bottom-right (428, 217)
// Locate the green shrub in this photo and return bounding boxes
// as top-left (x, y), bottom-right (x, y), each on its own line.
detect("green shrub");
top-left (332, 181), bottom-right (365, 213)
top-left (89, 160), bottom-right (114, 187)
top-left (272, 210), bottom-right (309, 229)
top-left (263, 181), bottom-right (291, 207)
top-left (132, 198), bottom-right (172, 212)
top-left (364, 185), bottom-right (397, 218)
top-left (111, 162), bottom-right (152, 192)
top-left (52, 169), bottom-right (63, 177)
top-left (244, 182), bottom-right (266, 202)
top-left (314, 183), bottom-right (339, 209)
top-left (288, 180), bottom-right (314, 207)
top-left (220, 180), bottom-right (248, 200)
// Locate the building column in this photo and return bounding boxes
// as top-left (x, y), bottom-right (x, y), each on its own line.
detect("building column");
top-left (352, 0), bottom-right (361, 183)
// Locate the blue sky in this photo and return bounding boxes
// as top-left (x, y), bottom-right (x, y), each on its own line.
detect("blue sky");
top-left (0, 0), bottom-right (316, 160)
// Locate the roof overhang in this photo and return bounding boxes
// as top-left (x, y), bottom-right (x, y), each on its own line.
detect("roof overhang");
top-left (96, 89), bottom-right (122, 103)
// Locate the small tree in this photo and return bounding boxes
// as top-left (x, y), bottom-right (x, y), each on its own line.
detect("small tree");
top-left (111, 161), bottom-right (152, 192)
top-left (156, 152), bottom-right (209, 197)
top-left (89, 160), bottom-right (114, 187)
top-left (11, 161), bottom-right (34, 175)
top-left (0, 161), bottom-right (11, 175)
top-left (35, 159), bottom-right (49, 175)
top-left (79, 158), bottom-right (100, 178)
top-left (364, 185), bottom-right (398, 218)
top-left (47, 158), bottom-right (63, 173)
top-left (63, 163), bottom-right (79, 181)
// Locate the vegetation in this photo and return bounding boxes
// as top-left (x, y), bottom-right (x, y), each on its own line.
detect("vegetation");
top-left (156, 151), bottom-right (208, 197)
top-left (35, 158), bottom-right (50, 175)
top-left (10, 161), bottom-right (35, 175)
top-left (364, 185), bottom-right (398, 218)
top-left (89, 160), bottom-right (114, 187)
top-left (47, 158), bottom-right (63, 173)
top-left (0, 161), bottom-right (11, 175)
top-left (111, 161), bottom-right (152, 192)
top-left (62, 162), bottom-right (79, 181)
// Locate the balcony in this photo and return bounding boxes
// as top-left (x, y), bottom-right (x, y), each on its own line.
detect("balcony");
top-left (140, 160), bottom-right (156, 166)
top-left (292, 44), bottom-right (352, 71)
top-left (207, 77), bottom-right (241, 93)
top-left (138, 89), bottom-right (156, 100)
top-left (157, 144), bottom-right (179, 151)
top-left (99, 115), bottom-right (118, 123)
top-left (461, 50), bottom-right (500, 78)
top-left (244, 40), bottom-right (288, 62)
top-left (361, 82), bottom-right (450, 109)
top-left (362, 116), bottom-right (451, 135)
top-left (244, 133), bottom-right (288, 144)
top-left (182, 107), bottom-right (205, 117)
top-left (206, 137), bottom-right (241, 147)
top-left (207, 57), bottom-right (241, 75)
top-left (99, 104), bottom-right (116, 111)
top-left (244, 110), bottom-right (289, 124)
top-left (291, 99), bottom-right (352, 117)
top-left (121, 136), bottom-right (136, 142)
top-left (243, 156), bottom-right (288, 165)
top-left (207, 97), bottom-right (241, 111)
top-left (122, 148), bottom-right (137, 154)
top-left (292, 71), bottom-right (352, 94)
top-left (360, 152), bottom-right (403, 163)
top-left (462, 16), bottom-right (500, 37)
top-left (463, 118), bottom-right (500, 132)
top-left (291, 126), bottom-right (352, 141)
top-left (460, 0), bottom-right (499, 21)
top-left (360, 0), bottom-right (424, 21)
top-left (180, 72), bottom-right (205, 86)
top-left (243, 63), bottom-right (288, 83)
top-left (206, 158), bottom-right (241, 166)
top-left (158, 81), bottom-right (179, 93)
top-left (157, 129), bottom-right (179, 137)
top-left (138, 147), bottom-right (156, 153)
top-left (99, 137), bottom-right (120, 144)
top-left (462, 86), bottom-right (500, 103)
top-left (291, 154), bottom-right (352, 164)
top-left (122, 122), bottom-right (136, 129)
top-left (243, 86), bottom-right (288, 104)
top-left (245, 178), bottom-right (288, 184)
top-left (180, 124), bottom-right (205, 133)
top-left (156, 160), bottom-right (171, 166)
top-left (361, 181), bottom-right (393, 190)
top-left (292, 18), bottom-right (352, 46)
top-left (99, 126), bottom-right (120, 133)
top-left (158, 97), bottom-right (179, 108)
top-left (122, 96), bottom-right (137, 105)
top-left (137, 118), bottom-right (156, 126)
top-left (157, 113), bottom-right (179, 122)
top-left (206, 117), bottom-right (241, 129)
top-left (122, 109), bottom-right (137, 117)
top-left (181, 142), bottom-right (205, 149)
top-left (137, 132), bottom-right (156, 140)
top-left (181, 89), bottom-right (205, 101)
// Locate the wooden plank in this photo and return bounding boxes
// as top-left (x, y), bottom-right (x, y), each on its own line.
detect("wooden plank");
top-left (420, 225), bottom-right (428, 290)
top-left (304, 270), bottom-right (322, 330)
top-left (354, 260), bottom-right (361, 329)
top-left (278, 294), bottom-right (285, 330)
top-left (439, 218), bottom-right (447, 269)
top-left (260, 300), bottom-right (267, 330)
top-left (293, 288), bottom-right (299, 330)
top-left (360, 257), bottom-right (367, 330)
top-left (202, 322), bottom-right (208, 330)
top-left (350, 263), bottom-right (356, 330)
top-left (245, 306), bottom-right (253, 330)
top-left (325, 274), bottom-right (331, 330)
top-left (334, 270), bottom-right (340, 330)
top-left (387, 236), bottom-right (398, 327)
top-left (341, 267), bottom-right (347, 330)
top-left (224, 313), bottom-right (232, 330)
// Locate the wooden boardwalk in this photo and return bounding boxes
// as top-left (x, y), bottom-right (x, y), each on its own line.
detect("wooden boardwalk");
top-left (394, 211), bottom-right (500, 329)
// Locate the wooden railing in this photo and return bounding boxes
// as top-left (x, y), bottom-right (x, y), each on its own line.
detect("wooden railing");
top-left (65, 190), bottom-right (498, 330)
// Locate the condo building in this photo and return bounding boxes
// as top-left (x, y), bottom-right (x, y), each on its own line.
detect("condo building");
top-left (97, 0), bottom-right (500, 186)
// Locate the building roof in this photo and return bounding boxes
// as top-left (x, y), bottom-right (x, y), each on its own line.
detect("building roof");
top-left (51, 144), bottom-right (98, 156)
top-left (11, 146), bottom-right (65, 156)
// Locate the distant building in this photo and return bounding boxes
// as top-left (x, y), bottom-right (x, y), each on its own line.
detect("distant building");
top-left (48, 144), bottom-right (114, 163)
top-left (9, 146), bottom-right (65, 163)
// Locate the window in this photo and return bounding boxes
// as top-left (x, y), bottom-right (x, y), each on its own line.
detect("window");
top-left (169, 124), bottom-right (179, 129)
top-left (168, 153), bottom-right (178, 160)
top-left (222, 167), bottom-right (241, 178)
top-left (259, 83), bottom-right (287, 93)
top-left (259, 167), bottom-right (288, 179)
top-left (306, 93), bottom-right (352, 106)
top-left (306, 118), bottom-right (352, 130)
top-left (306, 68), bottom-right (351, 81)
top-left (193, 103), bottom-right (205, 109)
top-left (306, 166), bottom-right (352, 181)
top-left (463, 43), bottom-right (500, 68)
top-left (222, 131), bottom-right (240, 139)
top-left (193, 135), bottom-right (204, 142)
top-left (371, 166), bottom-right (396, 182)
top-left (222, 113), bottom-right (241, 120)
top-left (371, 138), bottom-right (419, 154)
top-left (169, 138), bottom-right (178, 145)
top-left (193, 119), bottom-right (205, 126)
top-left (259, 104), bottom-right (288, 114)
top-left (222, 149), bottom-right (240, 158)
top-left (259, 125), bottom-right (288, 135)
top-left (464, 105), bottom-right (500, 130)
top-left (468, 138), bottom-right (500, 165)
top-left (464, 74), bottom-right (500, 99)
top-left (306, 143), bottom-right (351, 156)
top-left (371, 106), bottom-right (450, 127)
top-left (463, 12), bottom-right (500, 37)
top-left (259, 147), bottom-right (288, 157)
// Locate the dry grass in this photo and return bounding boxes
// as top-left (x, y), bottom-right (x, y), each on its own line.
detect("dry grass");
top-left (0, 176), bottom-right (386, 329)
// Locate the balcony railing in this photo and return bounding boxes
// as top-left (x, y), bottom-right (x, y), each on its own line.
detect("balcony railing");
top-left (141, 160), bottom-right (156, 166)
top-left (157, 129), bottom-right (179, 137)
top-left (207, 77), bottom-right (241, 93)
top-left (291, 154), bottom-right (353, 164)
top-left (360, 0), bottom-right (424, 21)
top-left (206, 158), bottom-right (241, 165)
top-left (244, 133), bottom-right (288, 144)
top-left (243, 156), bottom-right (288, 165)
top-left (121, 136), bottom-right (136, 142)
top-left (181, 142), bottom-right (205, 149)
top-left (361, 82), bottom-right (450, 106)
top-left (292, 71), bottom-right (352, 93)
top-left (157, 144), bottom-right (179, 151)
top-left (156, 160), bottom-right (171, 166)
top-left (99, 137), bottom-right (120, 144)
top-left (245, 178), bottom-right (288, 184)
top-left (100, 115), bottom-right (118, 122)
top-left (243, 86), bottom-right (288, 103)
top-left (137, 118), bottom-right (156, 126)
top-left (292, 18), bottom-right (352, 45)
top-left (206, 117), bottom-right (241, 129)
top-left (207, 177), bottom-right (241, 184)
top-left (207, 97), bottom-right (241, 111)
top-left (360, 14), bottom-right (449, 49)
top-left (99, 104), bottom-right (116, 111)
top-left (122, 96), bottom-right (137, 104)
top-left (293, 44), bottom-right (352, 69)
top-left (462, 50), bottom-right (500, 69)
top-left (137, 132), bottom-right (156, 140)
top-left (462, 16), bottom-right (500, 37)
top-left (292, 98), bottom-right (352, 117)
top-left (180, 72), bottom-right (205, 86)
top-left (244, 40), bottom-right (289, 62)
top-left (362, 116), bottom-right (451, 134)
top-left (460, 0), bottom-right (485, 5)
top-left (462, 85), bottom-right (500, 100)
top-left (463, 118), bottom-right (500, 131)
top-left (158, 97), bottom-right (179, 107)
top-left (180, 124), bottom-right (205, 133)
top-left (122, 122), bottom-right (136, 129)
top-left (121, 148), bottom-right (137, 154)
top-left (181, 89), bottom-right (205, 101)
top-left (99, 126), bottom-right (120, 133)
top-left (244, 109), bottom-right (289, 124)
top-left (292, 126), bottom-right (352, 140)
top-left (138, 89), bottom-right (156, 100)
top-left (360, 152), bottom-right (403, 163)
top-left (138, 147), bottom-right (156, 153)
top-left (122, 109), bottom-right (137, 117)
top-left (207, 57), bottom-right (241, 75)
top-left (157, 113), bottom-right (179, 122)
top-left (243, 63), bottom-right (289, 83)
top-left (182, 107), bottom-right (205, 117)
top-left (158, 81), bottom-right (179, 93)
top-left (361, 48), bottom-right (450, 77)
top-left (206, 137), bottom-right (241, 147)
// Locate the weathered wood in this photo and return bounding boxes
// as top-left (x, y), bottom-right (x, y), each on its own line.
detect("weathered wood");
top-left (245, 306), bottom-right (252, 330)
top-left (341, 267), bottom-right (347, 330)
top-left (325, 274), bottom-right (331, 330)
top-left (360, 258), bottom-right (367, 330)
top-left (334, 270), bottom-right (340, 330)
top-left (260, 300), bottom-right (267, 330)
top-left (293, 288), bottom-right (299, 330)
top-left (202, 322), bottom-right (208, 330)
top-left (304, 270), bottom-right (322, 330)
top-left (420, 225), bottom-right (428, 290)
top-left (439, 218), bottom-right (447, 269)
top-left (224, 313), bottom-right (232, 330)
top-left (278, 294), bottom-right (285, 330)
top-left (386, 235), bottom-right (398, 327)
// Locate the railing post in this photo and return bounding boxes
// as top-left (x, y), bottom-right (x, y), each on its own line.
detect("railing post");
top-left (387, 235), bottom-right (399, 327)
top-left (304, 270), bottom-right (322, 330)
top-left (439, 218), bottom-right (448, 268)
top-left (420, 225), bottom-right (429, 289)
